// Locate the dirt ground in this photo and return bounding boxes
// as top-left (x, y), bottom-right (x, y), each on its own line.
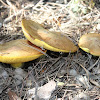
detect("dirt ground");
top-left (0, 0), bottom-right (100, 100)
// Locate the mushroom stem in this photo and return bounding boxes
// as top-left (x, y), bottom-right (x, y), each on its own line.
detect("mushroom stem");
top-left (11, 63), bottom-right (24, 68)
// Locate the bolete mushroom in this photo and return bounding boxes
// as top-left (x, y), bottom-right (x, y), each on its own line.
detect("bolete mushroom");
top-left (21, 19), bottom-right (78, 53)
top-left (78, 33), bottom-right (100, 56)
top-left (0, 39), bottom-right (46, 68)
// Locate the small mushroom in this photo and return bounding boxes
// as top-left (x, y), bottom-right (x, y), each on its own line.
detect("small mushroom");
top-left (78, 33), bottom-right (100, 56)
top-left (21, 19), bottom-right (78, 53)
top-left (0, 39), bottom-right (46, 68)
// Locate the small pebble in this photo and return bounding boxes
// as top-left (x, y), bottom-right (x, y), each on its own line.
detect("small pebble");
top-left (14, 68), bottom-right (27, 83)
top-left (97, 24), bottom-right (100, 30)
top-left (0, 23), bottom-right (2, 28)
top-left (74, 92), bottom-right (90, 100)
top-left (69, 69), bottom-right (77, 76)
top-left (0, 66), bottom-right (8, 79)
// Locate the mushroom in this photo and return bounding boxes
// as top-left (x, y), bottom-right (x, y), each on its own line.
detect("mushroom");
top-left (78, 33), bottom-right (100, 56)
top-left (0, 39), bottom-right (46, 68)
top-left (21, 19), bottom-right (78, 53)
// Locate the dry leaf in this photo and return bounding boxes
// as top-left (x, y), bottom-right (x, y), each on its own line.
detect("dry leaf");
top-left (28, 80), bottom-right (56, 99)
top-left (8, 89), bottom-right (21, 100)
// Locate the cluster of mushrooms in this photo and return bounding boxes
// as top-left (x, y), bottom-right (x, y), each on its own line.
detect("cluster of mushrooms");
top-left (0, 18), bottom-right (100, 68)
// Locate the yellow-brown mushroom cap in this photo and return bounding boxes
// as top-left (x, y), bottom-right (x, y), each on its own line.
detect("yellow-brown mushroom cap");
top-left (21, 19), bottom-right (78, 53)
top-left (78, 33), bottom-right (100, 56)
top-left (0, 39), bottom-right (46, 64)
